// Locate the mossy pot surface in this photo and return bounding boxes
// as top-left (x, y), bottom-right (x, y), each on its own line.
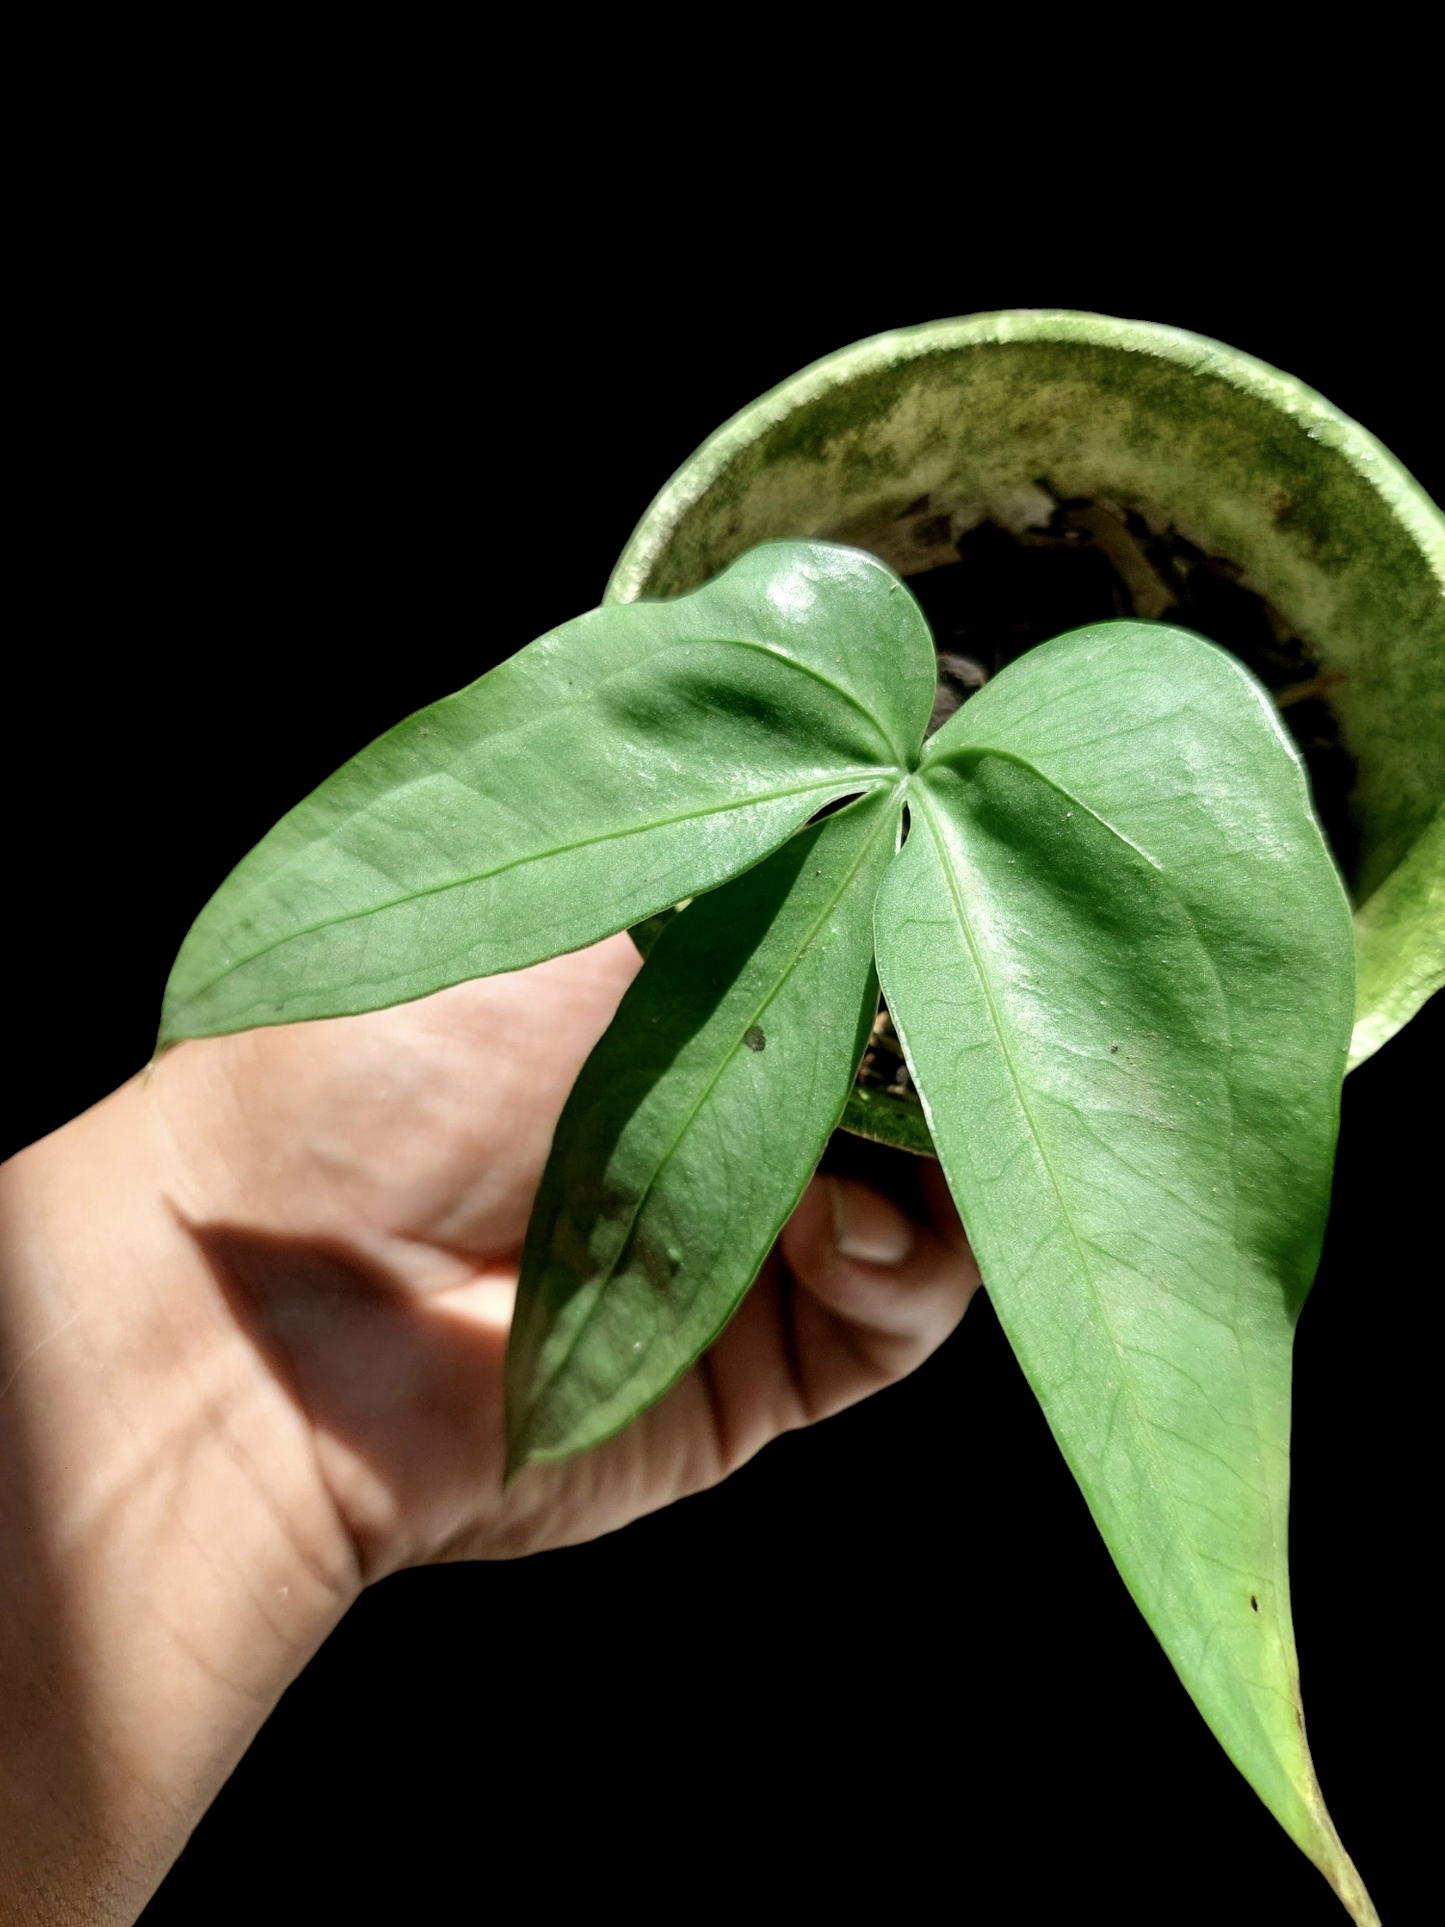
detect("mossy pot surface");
top-left (607, 312), bottom-right (1445, 1077)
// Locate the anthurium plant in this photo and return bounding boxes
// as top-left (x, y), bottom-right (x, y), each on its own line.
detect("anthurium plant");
top-left (160, 539), bottom-right (1374, 1923)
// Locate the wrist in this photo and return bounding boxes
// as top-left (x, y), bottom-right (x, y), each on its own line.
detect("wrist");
top-left (1, 1069), bottom-right (359, 1920)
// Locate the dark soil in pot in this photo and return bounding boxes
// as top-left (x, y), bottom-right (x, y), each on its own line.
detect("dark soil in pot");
top-left (905, 487), bottom-right (1356, 873)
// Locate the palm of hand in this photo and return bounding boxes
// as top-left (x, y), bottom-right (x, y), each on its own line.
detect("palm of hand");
top-left (155, 936), bottom-right (976, 1581)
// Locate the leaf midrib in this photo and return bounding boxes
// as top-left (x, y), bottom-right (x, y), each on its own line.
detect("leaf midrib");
top-left (718, 634), bottom-right (917, 765)
top-left (907, 784), bottom-right (1281, 1756)
top-left (945, 744), bottom-right (1290, 1652)
top-left (514, 793), bottom-right (899, 1450)
top-left (938, 743), bottom-right (1294, 1704)
top-left (414, 633), bottom-right (910, 789)
top-left (173, 771), bottom-right (897, 1003)
top-left (924, 742), bottom-right (1163, 871)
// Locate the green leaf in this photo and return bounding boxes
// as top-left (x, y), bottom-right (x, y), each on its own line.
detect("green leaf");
top-left (838, 1081), bottom-right (936, 1156)
top-left (627, 906), bottom-right (683, 961)
top-left (506, 790), bottom-right (901, 1470)
top-left (875, 623), bottom-right (1373, 1920)
top-left (159, 542), bottom-right (935, 1043)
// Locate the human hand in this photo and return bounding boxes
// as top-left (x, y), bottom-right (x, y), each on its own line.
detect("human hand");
top-left (1, 931), bottom-right (979, 1921)
top-left (149, 932), bottom-right (981, 1581)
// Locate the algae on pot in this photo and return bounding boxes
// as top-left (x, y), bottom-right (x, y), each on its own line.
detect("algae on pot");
top-left (608, 311), bottom-right (1444, 1112)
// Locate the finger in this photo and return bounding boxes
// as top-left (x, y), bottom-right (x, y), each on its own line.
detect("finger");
top-left (781, 1175), bottom-right (979, 1355)
top-left (919, 1156), bottom-right (970, 1253)
top-left (688, 1174), bottom-right (979, 1473)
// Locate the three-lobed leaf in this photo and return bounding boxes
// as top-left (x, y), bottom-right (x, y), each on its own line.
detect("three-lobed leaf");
top-left (159, 541), bottom-right (1371, 1918)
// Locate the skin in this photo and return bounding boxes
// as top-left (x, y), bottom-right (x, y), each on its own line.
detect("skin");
top-left (0, 933), bottom-right (979, 1924)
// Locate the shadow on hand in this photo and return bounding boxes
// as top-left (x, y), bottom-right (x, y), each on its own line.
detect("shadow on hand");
top-left (184, 1217), bottom-right (511, 1577)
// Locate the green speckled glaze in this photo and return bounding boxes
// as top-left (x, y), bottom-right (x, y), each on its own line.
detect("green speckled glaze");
top-left (608, 313), bottom-right (1445, 1070)
top-left (1348, 801), bottom-right (1445, 1069)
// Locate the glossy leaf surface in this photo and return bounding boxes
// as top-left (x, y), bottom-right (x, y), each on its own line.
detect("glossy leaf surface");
top-left (159, 543), bottom-right (934, 1043)
top-left (506, 791), bottom-right (899, 1469)
top-left (875, 623), bottom-right (1366, 1914)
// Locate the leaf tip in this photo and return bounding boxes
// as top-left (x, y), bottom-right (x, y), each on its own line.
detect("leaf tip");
top-left (1289, 1681), bottom-right (1380, 1925)
top-left (1315, 1839), bottom-right (1381, 1927)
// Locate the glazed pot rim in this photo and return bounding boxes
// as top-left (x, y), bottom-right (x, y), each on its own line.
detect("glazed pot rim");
top-left (607, 310), bottom-right (1445, 608)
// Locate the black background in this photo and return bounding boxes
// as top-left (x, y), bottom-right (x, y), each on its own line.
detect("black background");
top-left (11, 182), bottom-right (1437, 1923)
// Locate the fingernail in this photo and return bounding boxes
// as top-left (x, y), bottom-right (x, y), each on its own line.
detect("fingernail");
top-left (830, 1177), bottom-right (915, 1266)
